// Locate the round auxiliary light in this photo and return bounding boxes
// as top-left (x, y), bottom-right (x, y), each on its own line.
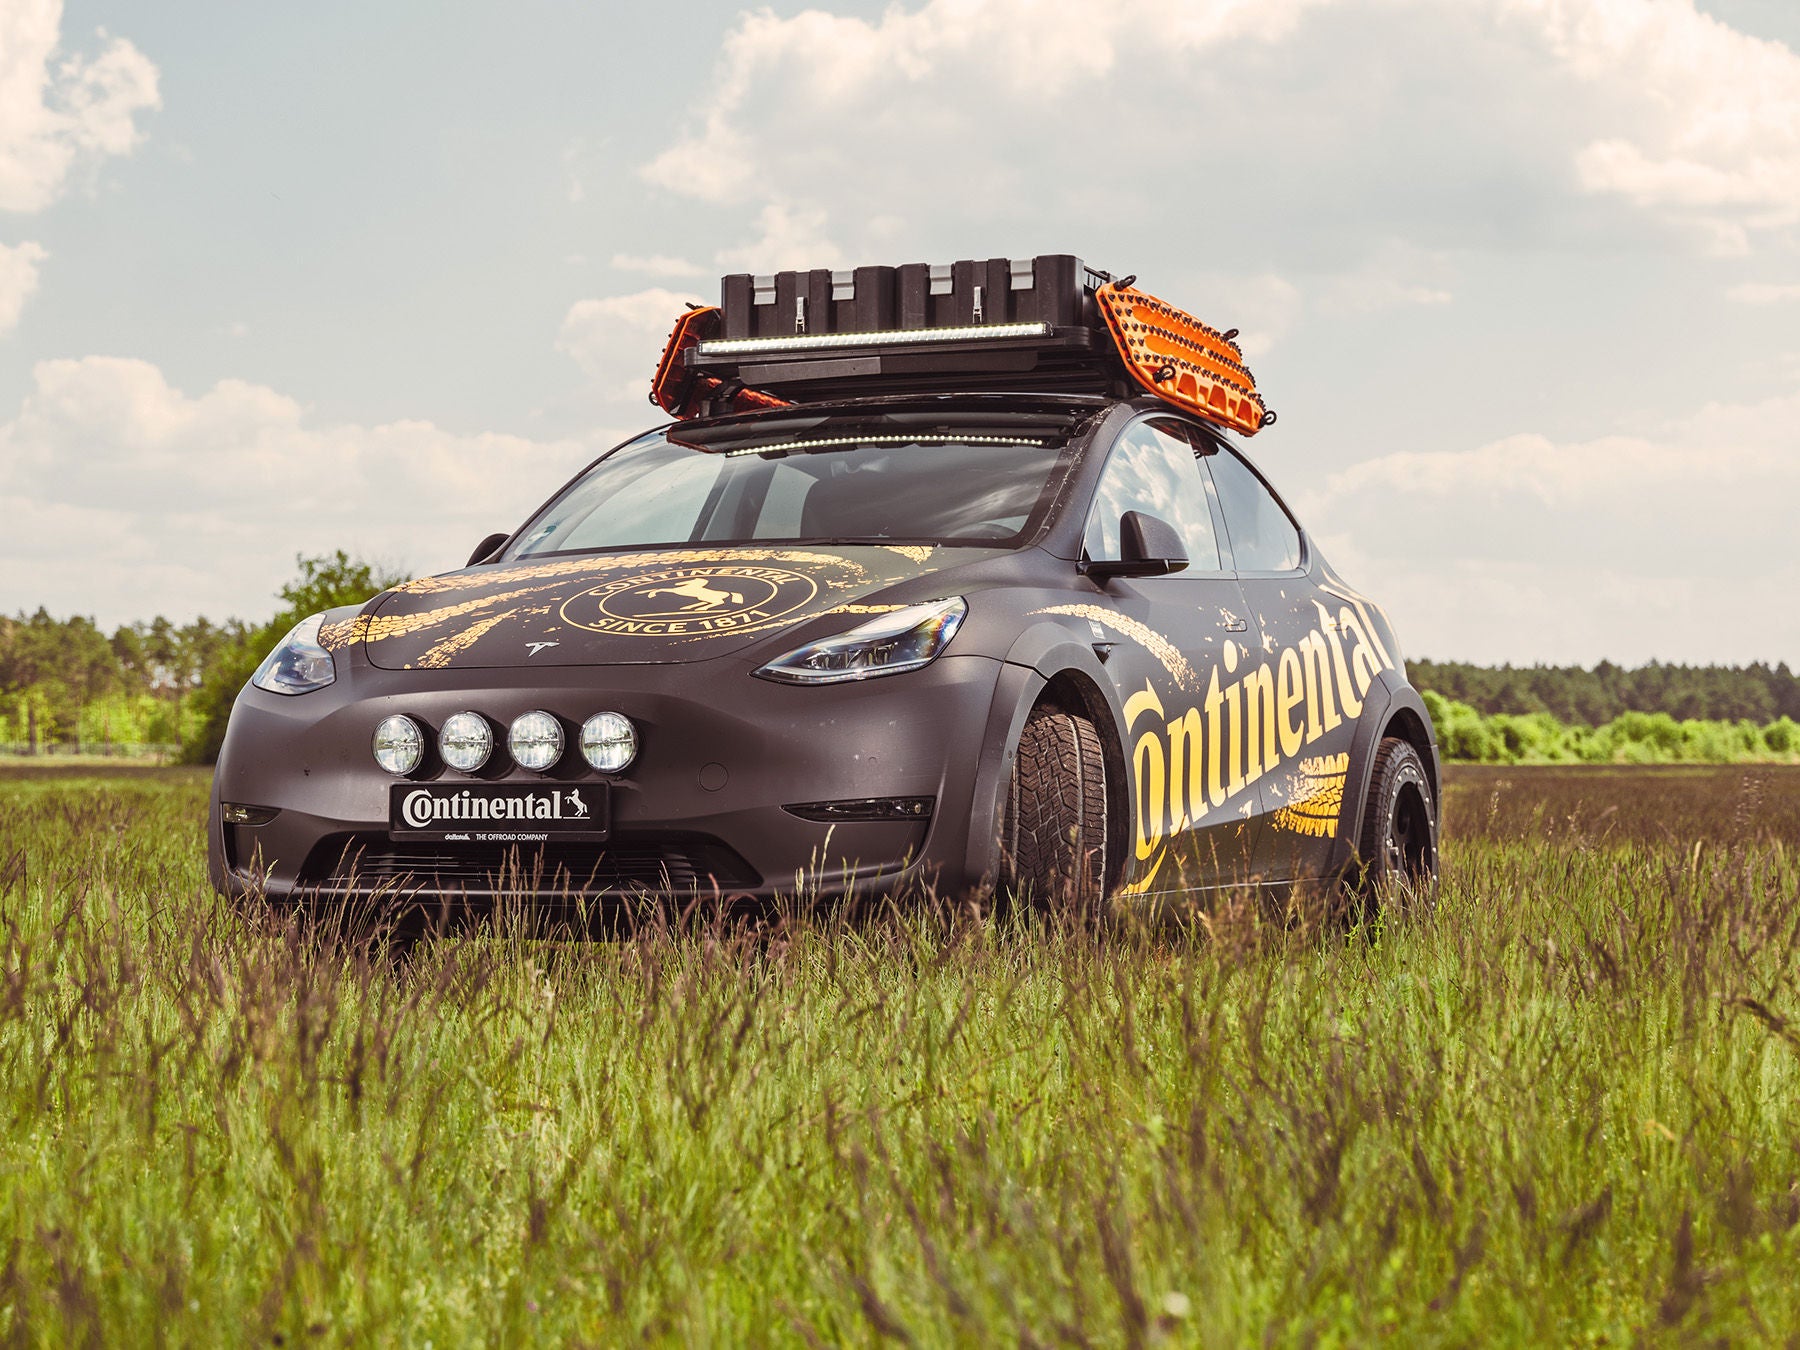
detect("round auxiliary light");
top-left (438, 711), bottom-right (492, 773)
top-left (580, 712), bottom-right (637, 773)
top-left (372, 714), bottom-right (424, 776)
top-left (508, 710), bottom-right (564, 772)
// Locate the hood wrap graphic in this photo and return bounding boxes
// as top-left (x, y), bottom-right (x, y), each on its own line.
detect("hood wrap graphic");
top-left (563, 565), bottom-right (819, 637)
top-left (329, 546), bottom-right (980, 670)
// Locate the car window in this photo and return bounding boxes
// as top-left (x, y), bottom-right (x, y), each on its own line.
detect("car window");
top-left (1083, 422), bottom-right (1223, 569)
top-left (508, 413), bottom-right (1084, 557)
top-left (1206, 447), bottom-right (1301, 573)
top-left (525, 451), bottom-right (724, 553)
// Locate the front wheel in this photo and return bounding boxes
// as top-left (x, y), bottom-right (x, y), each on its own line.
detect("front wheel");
top-left (999, 705), bottom-right (1108, 915)
top-left (1353, 736), bottom-right (1439, 915)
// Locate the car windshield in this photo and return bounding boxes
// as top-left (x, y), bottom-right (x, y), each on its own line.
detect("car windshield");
top-left (507, 406), bottom-right (1091, 557)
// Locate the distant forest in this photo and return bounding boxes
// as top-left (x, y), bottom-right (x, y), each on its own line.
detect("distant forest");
top-left (1, 553), bottom-right (402, 762)
top-left (2, 563), bottom-right (1797, 763)
top-left (1405, 659), bottom-right (1800, 725)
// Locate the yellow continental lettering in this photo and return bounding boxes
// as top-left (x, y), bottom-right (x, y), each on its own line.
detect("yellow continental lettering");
top-left (1125, 683), bottom-right (1167, 864)
top-left (1123, 681), bottom-right (1164, 728)
top-left (1242, 662), bottom-right (1277, 783)
top-left (1277, 647), bottom-right (1305, 759)
top-left (1318, 601), bottom-right (1363, 720)
top-left (1225, 676), bottom-right (1245, 796)
top-left (1339, 606), bottom-right (1382, 699)
top-left (1203, 666), bottom-right (1227, 809)
top-left (1132, 731), bottom-right (1166, 862)
top-left (1347, 593), bottom-right (1395, 671)
top-left (1166, 708), bottom-right (1204, 830)
top-left (1297, 631), bottom-right (1342, 740)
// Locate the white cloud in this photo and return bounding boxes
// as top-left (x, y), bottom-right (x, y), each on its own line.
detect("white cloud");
top-left (0, 239), bottom-right (46, 331)
top-left (1292, 389), bottom-right (1800, 663)
top-left (1728, 281), bottom-right (1800, 304)
top-left (643, 0), bottom-right (1325, 208)
top-left (556, 287), bottom-right (704, 403)
top-left (1520, 0), bottom-right (1800, 239)
top-left (0, 0), bottom-right (160, 213)
top-left (637, 0), bottom-right (1800, 319)
top-left (0, 357), bottom-right (596, 626)
top-left (714, 203), bottom-right (845, 273)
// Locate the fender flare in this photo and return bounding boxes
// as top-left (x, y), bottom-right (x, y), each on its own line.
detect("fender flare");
top-left (1325, 673), bottom-right (1441, 876)
top-left (960, 623), bottom-right (1129, 886)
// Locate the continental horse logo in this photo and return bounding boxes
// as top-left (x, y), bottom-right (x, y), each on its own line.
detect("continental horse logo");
top-left (561, 565), bottom-right (819, 637)
top-left (641, 576), bottom-right (745, 614)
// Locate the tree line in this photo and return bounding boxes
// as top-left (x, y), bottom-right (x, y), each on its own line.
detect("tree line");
top-left (4, 559), bottom-right (1799, 763)
top-left (1407, 657), bottom-right (1800, 725)
top-left (0, 611), bottom-right (246, 755)
top-left (1, 553), bottom-right (401, 762)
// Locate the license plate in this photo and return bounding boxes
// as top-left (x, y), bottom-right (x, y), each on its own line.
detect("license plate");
top-left (389, 783), bottom-right (609, 842)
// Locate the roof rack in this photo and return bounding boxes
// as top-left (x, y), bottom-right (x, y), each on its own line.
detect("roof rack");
top-left (650, 254), bottom-right (1274, 437)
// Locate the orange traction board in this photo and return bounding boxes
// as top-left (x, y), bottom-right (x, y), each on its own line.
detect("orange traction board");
top-left (1095, 281), bottom-right (1270, 437)
top-left (650, 306), bottom-right (793, 420)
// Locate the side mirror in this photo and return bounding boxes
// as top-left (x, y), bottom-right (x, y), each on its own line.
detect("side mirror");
top-left (466, 532), bottom-right (509, 567)
top-left (1085, 510), bottom-right (1190, 580)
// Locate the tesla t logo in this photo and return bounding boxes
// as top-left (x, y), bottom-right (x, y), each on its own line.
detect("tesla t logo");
top-left (526, 641), bottom-right (559, 656)
top-left (561, 565), bottom-right (819, 637)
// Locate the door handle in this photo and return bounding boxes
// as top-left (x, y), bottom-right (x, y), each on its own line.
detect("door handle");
top-left (1222, 616), bottom-right (1248, 633)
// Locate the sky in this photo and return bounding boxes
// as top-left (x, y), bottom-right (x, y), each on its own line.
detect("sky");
top-left (1, 0), bottom-right (1797, 666)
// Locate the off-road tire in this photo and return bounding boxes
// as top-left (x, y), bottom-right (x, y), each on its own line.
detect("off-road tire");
top-left (1353, 736), bottom-right (1439, 915)
top-left (1001, 705), bottom-right (1108, 914)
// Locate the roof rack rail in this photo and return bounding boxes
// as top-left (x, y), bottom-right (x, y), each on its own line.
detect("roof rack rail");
top-left (650, 254), bottom-right (1274, 436)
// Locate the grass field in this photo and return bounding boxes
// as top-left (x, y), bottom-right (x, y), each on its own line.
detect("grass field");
top-left (2, 764), bottom-right (1797, 1345)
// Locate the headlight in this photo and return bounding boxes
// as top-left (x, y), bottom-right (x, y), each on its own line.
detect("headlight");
top-left (439, 712), bottom-right (493, 773)
top-left (250, 614), bottom-right (336, 695)
top-left (580, 712), bottom-right (637, 772)
top-left (373, 714), bottom-right (424, 775)
top-left (509, 711), bottom-right (564, 771)
top-left (754, 597), bottom-right (967, 685)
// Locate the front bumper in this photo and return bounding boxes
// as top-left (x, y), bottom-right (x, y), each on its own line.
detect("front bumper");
top-left (208, 648), bottom-right (1009, 907)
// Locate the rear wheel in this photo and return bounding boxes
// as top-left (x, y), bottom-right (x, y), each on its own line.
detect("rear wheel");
top-left (1000, 704), bottom-right (1109, 914)
top-left (1353, 736), bottom-right (1438, 916)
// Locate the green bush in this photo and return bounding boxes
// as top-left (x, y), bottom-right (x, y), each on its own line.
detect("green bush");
top-left (1424, 697), bottom-right (1800, 766)
top-left (1765, 717), bottom-right (1800, 754)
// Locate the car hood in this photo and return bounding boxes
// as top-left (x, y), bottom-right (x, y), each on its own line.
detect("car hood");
top-left (329, 544), bottom-right (1002, 670)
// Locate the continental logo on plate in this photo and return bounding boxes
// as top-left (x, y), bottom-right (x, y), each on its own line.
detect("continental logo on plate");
top-left (560, 566), bottom-right (819, 637)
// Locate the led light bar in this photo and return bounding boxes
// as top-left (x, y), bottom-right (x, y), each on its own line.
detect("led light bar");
top-left (724, 433), bottom-right (1045, 458)
top-left (696, 321), bottom-right (1052, 357)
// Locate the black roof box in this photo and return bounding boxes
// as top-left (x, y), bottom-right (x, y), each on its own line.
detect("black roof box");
top-left (719, 254), bottom-right (1110, 338)
top-left (690, 254), bottom-right (1129, 403)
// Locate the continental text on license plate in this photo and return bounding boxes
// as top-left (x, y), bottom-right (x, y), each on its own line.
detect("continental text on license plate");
top-left (389, 783), bottom-right (610, 842)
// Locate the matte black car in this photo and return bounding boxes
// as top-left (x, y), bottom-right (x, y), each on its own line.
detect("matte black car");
top-left (208, 257), bottom-right (1439, 914)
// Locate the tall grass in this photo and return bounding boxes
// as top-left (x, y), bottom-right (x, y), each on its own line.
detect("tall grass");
top-left (1, 766), bottom-right (1797, 1344)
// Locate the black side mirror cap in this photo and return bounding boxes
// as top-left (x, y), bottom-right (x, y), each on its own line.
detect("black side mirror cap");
top-left (467, 532), bottom-right (509, 567)
top-left (1085, 511), bottom-right (1190, 580)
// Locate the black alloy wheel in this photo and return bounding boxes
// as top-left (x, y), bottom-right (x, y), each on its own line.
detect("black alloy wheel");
top-left (1354, 736), bottom-right (1439, 916)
